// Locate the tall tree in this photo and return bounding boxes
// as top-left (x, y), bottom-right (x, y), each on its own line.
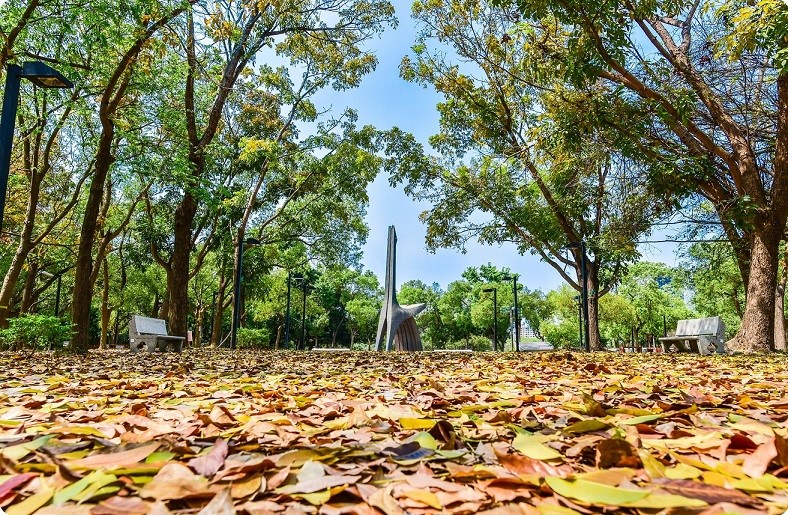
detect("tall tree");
top-left (162, 0), bottom-right (395, 338)
top-left (500, 0), bottom-right (788, 351)
top-left (395, 0), bottom-right (670, 349)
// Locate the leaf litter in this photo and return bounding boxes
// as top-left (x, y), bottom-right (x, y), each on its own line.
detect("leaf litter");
top-left (0, 350), bottom-right (786, 514)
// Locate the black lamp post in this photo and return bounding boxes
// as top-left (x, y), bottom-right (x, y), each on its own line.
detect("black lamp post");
top-left (574, 294), bottom-right (582, 349)
top-left (482, 287), bottom-right (497, 351)
top-left (502, 274), bottom-right (519, 351)
top-left (0, 62), bottom-right (73, 230)
top-left (299, 276), bottom-right (308, 350)
top-left (566, 241), bottom-right (590, 351)
top-left (230, 236), bottom-right (260, 349)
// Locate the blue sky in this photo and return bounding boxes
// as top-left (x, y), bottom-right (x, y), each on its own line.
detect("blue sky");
top-left (316, 0), bottom-right (679, 292)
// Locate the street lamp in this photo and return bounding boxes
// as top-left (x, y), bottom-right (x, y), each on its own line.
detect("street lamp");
top-left (482, 287), bottom-right (498, 351)
top-left (0, 62), bottom-right (73, 230)
top-left (230, 236), bottom-right (260, 349)
top-left (565, 241), bottom-right (590, 351)
top-left (502, 274), bottom-right (519, 351)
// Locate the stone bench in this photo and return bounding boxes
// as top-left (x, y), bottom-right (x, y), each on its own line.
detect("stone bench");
top-left (129, 315), bottom-right (185, 353)
top-left (659, 316), bottom-right (725, 355)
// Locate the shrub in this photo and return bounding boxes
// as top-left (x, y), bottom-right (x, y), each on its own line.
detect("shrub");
top-left (0, 315), bottom-right (71, 350)
top-left (237, 327), bottom-right (271, 349)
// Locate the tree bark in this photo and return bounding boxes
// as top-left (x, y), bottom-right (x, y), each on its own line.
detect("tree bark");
top-left (210, 277), bottom-right (230, 347)
top-left (727, 222), bottom-right (783, 352)
top-left (774, 277), bottom-right (786, 352)
top-left (99, 258), bottom-right (110, 350)
top-left (168, 191), bottom-right (198, 337)
top-left (19, 261), bottom-right (38, 315)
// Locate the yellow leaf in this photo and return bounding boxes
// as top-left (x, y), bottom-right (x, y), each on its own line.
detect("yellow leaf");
top-left (638, 449), bottom-right (665, 479)
top-left (1, 436), bottom-right (54, 461)
top-left (399, 489), bottom-right (442, 509)
top-left (545, 477), bottom-right (649, 504)
top-left (513, 433), bottom-right (562, 461)
top-left (665, 463), bottom-right (702, 480)
top-left (400, 418), bottom-right (437, 430)
top-left (6, 487), bottom-right (54, 515)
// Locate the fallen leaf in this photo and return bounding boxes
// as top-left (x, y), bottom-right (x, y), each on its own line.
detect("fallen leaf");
top-left (65, 442), bottom-right (160, 469)
top-left (188, 439), bottom-right (228, 477)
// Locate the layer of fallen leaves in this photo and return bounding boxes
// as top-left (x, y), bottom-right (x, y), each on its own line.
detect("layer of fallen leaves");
top-left (0, 350), bottom-right (787, 515)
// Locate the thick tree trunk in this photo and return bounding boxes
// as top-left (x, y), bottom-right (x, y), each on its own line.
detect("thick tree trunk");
top-left (727, 223), bottom-right (783, 352)
top-left (168, 191), bottom-right (198, 338)
top-left (580, 264), bottom-right (603, 351)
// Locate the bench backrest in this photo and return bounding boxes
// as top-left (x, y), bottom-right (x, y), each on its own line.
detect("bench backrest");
top-left (675, 317), bottom-right (724, 338)
top-left (130, 315), bottom-right (169, 336)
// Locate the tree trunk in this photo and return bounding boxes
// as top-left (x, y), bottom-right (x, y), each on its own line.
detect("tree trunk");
top-left (194, 303), bottom-right (204, 348)
top-left (99, 259), bottom-right (110, 350)
top-left (71, 132), bottom-right (114, 353)
top-left (584, 265), bottom-right (603, 351)
top-left (275, 323), bottom-right (282, 349)
top-left (727, 223), bottom-right (783, 352)
top-left (19, 261), bottom-right (39, 315)
top-left (210, 278), bottom-right (229, 348)
top-left (775, 245), bottom-right (788, 351)
top-left (168, 191), bottom-right (198, 338)
top-left (774, 280), bottom-right (786, 352)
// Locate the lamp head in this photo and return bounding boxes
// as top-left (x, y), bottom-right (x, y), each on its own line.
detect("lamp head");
top-left (482, 287), bottom-right (496, 293)
top-left (20, 62), bottom-right (74, 89)
top-left (244, 237), bottom-right (260, 246)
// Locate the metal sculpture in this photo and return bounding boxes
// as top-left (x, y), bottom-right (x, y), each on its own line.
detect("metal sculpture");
top-left (375, 226), bottom-right (425, 351)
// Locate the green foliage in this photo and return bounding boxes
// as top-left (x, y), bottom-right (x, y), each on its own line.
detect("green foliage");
top-left (0, 315), bottom-right (71, 350)
top-left (237, 327), bottom-right (271, 349)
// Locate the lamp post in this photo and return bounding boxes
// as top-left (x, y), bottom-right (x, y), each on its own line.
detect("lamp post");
top-left (230, 236), bottom-right (260, 349)
top-left (502, 274), bottom-right (519, 351)
top-left (1, 62), bottom-right (73, 230)
top-left (574, 294), bottom-right (582, 350)
top-left (482, 287), bottom-right (497, 351)
top-left (300, 276), bottom-right (307, 350)
top-left (566, 241), bottom-right (590, 351)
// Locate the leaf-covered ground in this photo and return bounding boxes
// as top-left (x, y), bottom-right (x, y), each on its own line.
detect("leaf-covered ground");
top-left (0, 351), bottom-right (787, 515)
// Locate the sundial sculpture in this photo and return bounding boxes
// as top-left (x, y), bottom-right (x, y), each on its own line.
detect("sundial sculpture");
top-left (375, 226), bottom-right (426, 351)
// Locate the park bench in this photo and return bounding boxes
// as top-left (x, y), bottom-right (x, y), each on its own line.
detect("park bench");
top-left (658, 316), bottom-right (726, 355)
top-left (128, 315), bottom-right (185, 353)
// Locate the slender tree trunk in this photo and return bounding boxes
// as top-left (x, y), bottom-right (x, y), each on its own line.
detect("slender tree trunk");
top-left (99, 259), bottom-right (110, 350)
top-left (275, 324), bottom-right (282, 349)
top-left (19, 261), bottom-right (39, 315)
top-left (774, 245), bottom-right (788, 351)
top-left (210, 278), bottom-right (229, 347)
top-left (774, 281), bottom-right (786, 352)
top-left (194, 303), bottom-right (204, 348)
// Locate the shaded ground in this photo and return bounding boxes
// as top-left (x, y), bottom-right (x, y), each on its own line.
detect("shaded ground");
top-left (0, 350), bottom-right (787, 514)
